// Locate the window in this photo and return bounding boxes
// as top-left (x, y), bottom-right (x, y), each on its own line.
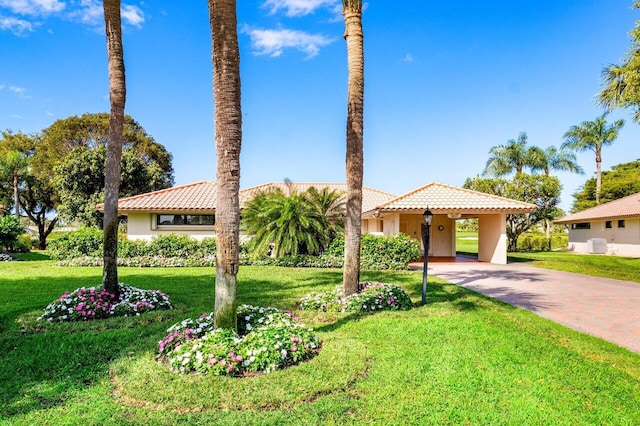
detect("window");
top-left (571, 222), bottom-right (590, 230)
top-left (156, 214), bottom-right (215, 226)
top-left (605, 221), bottom-right (612, 229)
top-left (618, 220), bottom-right (626, 229)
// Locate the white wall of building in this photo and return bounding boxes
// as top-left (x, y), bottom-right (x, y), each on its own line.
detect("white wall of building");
top-left (126, 212), bottom-right (216, 241)
top-left (478, 214), bottom-right (507, 264)
top-left (567, 218), bottom-right (640, 257)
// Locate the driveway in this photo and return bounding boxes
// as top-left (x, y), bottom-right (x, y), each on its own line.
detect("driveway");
top-left (426, 261), bottom-right (640, 354)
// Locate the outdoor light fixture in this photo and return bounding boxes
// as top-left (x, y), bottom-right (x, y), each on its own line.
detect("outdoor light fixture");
top-left (422, 208), bottom-right (433, 306)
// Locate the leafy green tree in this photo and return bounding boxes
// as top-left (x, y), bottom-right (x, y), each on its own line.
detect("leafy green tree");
top-left (342, 0), bottom-right (365, 297)
top-left (209, 0), bottom-right (243, 330)
top-left (0, 215), bottom-right (23, 252)
top-left (562, 113), bottom-right (624, 204)
top-left (597, 2), bottom-right (640, 121)
top-left (242, 187), bottom-right (345, 258)
top-left (483, 133), bottom-right (542, 176)
top-left (0, 150), bottom-right (29, 219)
top-left (39, 113), bottom-right (173, 187)
top-left (54, 146), bottom-right (169, 227)
top-left (571, 159), bottom-right (640, 212)
top-left (464, 174), bottom-right (561, 252)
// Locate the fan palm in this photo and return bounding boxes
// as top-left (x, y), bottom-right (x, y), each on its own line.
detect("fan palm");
top-left (562, 113), bottom-right (624, 203)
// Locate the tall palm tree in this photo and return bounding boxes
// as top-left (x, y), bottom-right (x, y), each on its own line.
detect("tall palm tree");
top-left (483, 132), bottom-right (540, 176)
top-left (562, 113), bottom-right (624, 204)
top-left (0, 150), bottom-right (29, 219)
top-left (531, 146), bottom-right (584, 176)
top-left (342, 0), bottom-right (364, 297)
top-left (208, 0), bottom-right (242, 330)
top-left (102, 0), bottom-right (126, 299)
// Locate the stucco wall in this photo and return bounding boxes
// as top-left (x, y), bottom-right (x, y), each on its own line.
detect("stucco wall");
top-left (127, 212), bottom-right (216, 241)
top-left (478, 214), bottom-right (507, 264)
top-left (567, 218), bottom-right (640, 256)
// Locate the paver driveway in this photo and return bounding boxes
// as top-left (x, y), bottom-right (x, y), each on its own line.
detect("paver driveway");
top-left (427, 261), bottom-right (640, 354)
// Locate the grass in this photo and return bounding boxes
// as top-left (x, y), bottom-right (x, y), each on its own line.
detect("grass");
top-left (2, 259), bottom-right (640, 424)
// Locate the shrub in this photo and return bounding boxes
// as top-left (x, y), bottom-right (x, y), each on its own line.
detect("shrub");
top-left (13, 234), bottom-right (32, 253)
top-left (325, 234), bottom-right (420, 270)
top-left (160, 305), bottom-right (320, 376)
top-left (517, 233), bottom-right (568, 252)
top-left (47, 227), bottom-right (103, 259)
top-left (38, 283), bottom-right (172, 322)
top-left (299, 282), bottom-right (413, 313)
top-left (0, 215), bottom-right (24, 252)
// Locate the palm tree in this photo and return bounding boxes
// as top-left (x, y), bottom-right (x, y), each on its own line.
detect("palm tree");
top-left (102, 0), bottom-right (126, 299)
top-left (483, 133), bottom-right (540, 176)
top-left (342, 0), bottom-right (364, 297)
top-left (242, 187), bottom-right (345, 258)
top-left (306, 186), bottom-right (345, 251)
top-left (532, 146), bottom-right (584, 176)
top-left (208, 0), bottom-right (242, 330)
top-left (562, 113), bottom-right (624, 204)
top-left (0, 150), bottom-right (29, 219)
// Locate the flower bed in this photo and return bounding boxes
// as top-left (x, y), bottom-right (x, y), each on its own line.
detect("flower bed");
top-left (300, 282), bottom-right (413, 313)
top-left (38, 284), bottom-right (173, 322)
top-left (0, 253), bottom-right (13, 261)
top-left (159, 305), bottom-right (320, 376)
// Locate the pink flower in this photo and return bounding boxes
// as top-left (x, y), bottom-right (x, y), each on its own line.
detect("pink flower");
top-left (76, 304), bottom-right (83, 311)
top-left (291, 345), bottom-right (298, 352)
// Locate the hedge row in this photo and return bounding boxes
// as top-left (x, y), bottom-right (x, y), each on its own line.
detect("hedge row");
top-left (49, 230), bottom-right (421, 270)
top-left (516, 234), bottom-right (568, 252)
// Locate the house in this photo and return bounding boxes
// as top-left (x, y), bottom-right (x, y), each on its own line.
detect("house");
top-left (554, 192), bottom-right (640, 256)
top-left (99, 180), bottom-right (537, 265)
top-left (97, 181), bottom-right (396, 242)
top-left (362, 182), bottom-right (537, 264)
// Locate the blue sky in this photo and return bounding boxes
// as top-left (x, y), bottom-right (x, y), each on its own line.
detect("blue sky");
top-left (1, 0), bottom-right (639, 212)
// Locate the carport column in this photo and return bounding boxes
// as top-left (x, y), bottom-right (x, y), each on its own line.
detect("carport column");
top-left (478, 214), bottom-right (507, 264)
top-left (383, 213), bottom-right (400, 236)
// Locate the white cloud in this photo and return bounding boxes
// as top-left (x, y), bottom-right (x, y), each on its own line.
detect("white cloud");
top-left (9, 85), bottom-right (25, 94)
top-left (0, 0), bottom-right (65, 16)
top-left (121, 4), bottom-right (143, 27)
top-left (262, 0), bottom-right (338, 17)
top-left (68, 0), bottom-right (144, 28)
top-left (402, 53), bottom-right (413, 63)
top-left (244, 27), bottom-right (334, 59)
top-left (10, 114), bottom-right (24, 119)
top-left (46, 110), bottom-right (53, 116)
top-left (0, 15), bottom-right (34, 34)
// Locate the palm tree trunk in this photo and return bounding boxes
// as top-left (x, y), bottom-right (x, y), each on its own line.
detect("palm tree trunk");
top-left (209, 0), bottom-right (242, 330)
top-left (342, 3), bottom-right (364, 297)
top-left (102, 0), bottom-right (126, 299)
top-left (595, 152), bottom-right (602, 204)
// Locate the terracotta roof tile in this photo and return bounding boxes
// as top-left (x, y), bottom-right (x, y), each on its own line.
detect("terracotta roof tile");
top-left (97, 181), bottom-right (396, 214)
top-left (96, 181), bottom-right (217, 213)
top-left (555, 192), bottom-right (640, 223)
top-left (239, 182), bottom-right (396, 213)
top-left (372, 182), bottom-right (537, 214)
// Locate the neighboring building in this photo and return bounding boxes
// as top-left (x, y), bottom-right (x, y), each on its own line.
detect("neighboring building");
top-left (363, 182), bottom-right (537, 264)
top-left (555, 192), bottom-right (640, 257)
top-left (97, 181), bottom-right (395, 242)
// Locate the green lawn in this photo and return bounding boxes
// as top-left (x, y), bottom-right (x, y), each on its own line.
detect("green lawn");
top-left (2, 259), bottom-right (640, 425)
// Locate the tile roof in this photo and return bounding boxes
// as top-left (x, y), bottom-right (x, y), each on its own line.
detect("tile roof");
top-left (239, 182), bottom-right (396, 213)
top-left (370, 182), bottom-right (537, 214)
top-left (97, 181), bottom-right (396, 214)
top-left (96, 181), bottom-right (217, 213)
top-left (555, 192), bottom-right (640, 223)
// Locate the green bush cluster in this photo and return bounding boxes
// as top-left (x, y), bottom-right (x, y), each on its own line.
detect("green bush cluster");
top-left (48, 230), bottom-right (217, 260)
top-left (517, 233), bottom-right (568, 252)
top-left (324, 234), bottom-right (420, 269)
top-left (0, 215), bottom-right (26, 252)
top-left (50, 229), bottom-right (418, 270)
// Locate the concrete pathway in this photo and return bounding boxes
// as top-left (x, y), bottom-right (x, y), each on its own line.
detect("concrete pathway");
top-left (425, 261), bottom-right (640, 354)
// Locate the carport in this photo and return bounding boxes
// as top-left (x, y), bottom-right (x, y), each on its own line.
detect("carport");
top-left (361, 182), bottom-right (537, 264)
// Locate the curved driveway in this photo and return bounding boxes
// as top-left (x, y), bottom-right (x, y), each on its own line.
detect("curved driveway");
top-left (428, 261), bottom-right (640, 354)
